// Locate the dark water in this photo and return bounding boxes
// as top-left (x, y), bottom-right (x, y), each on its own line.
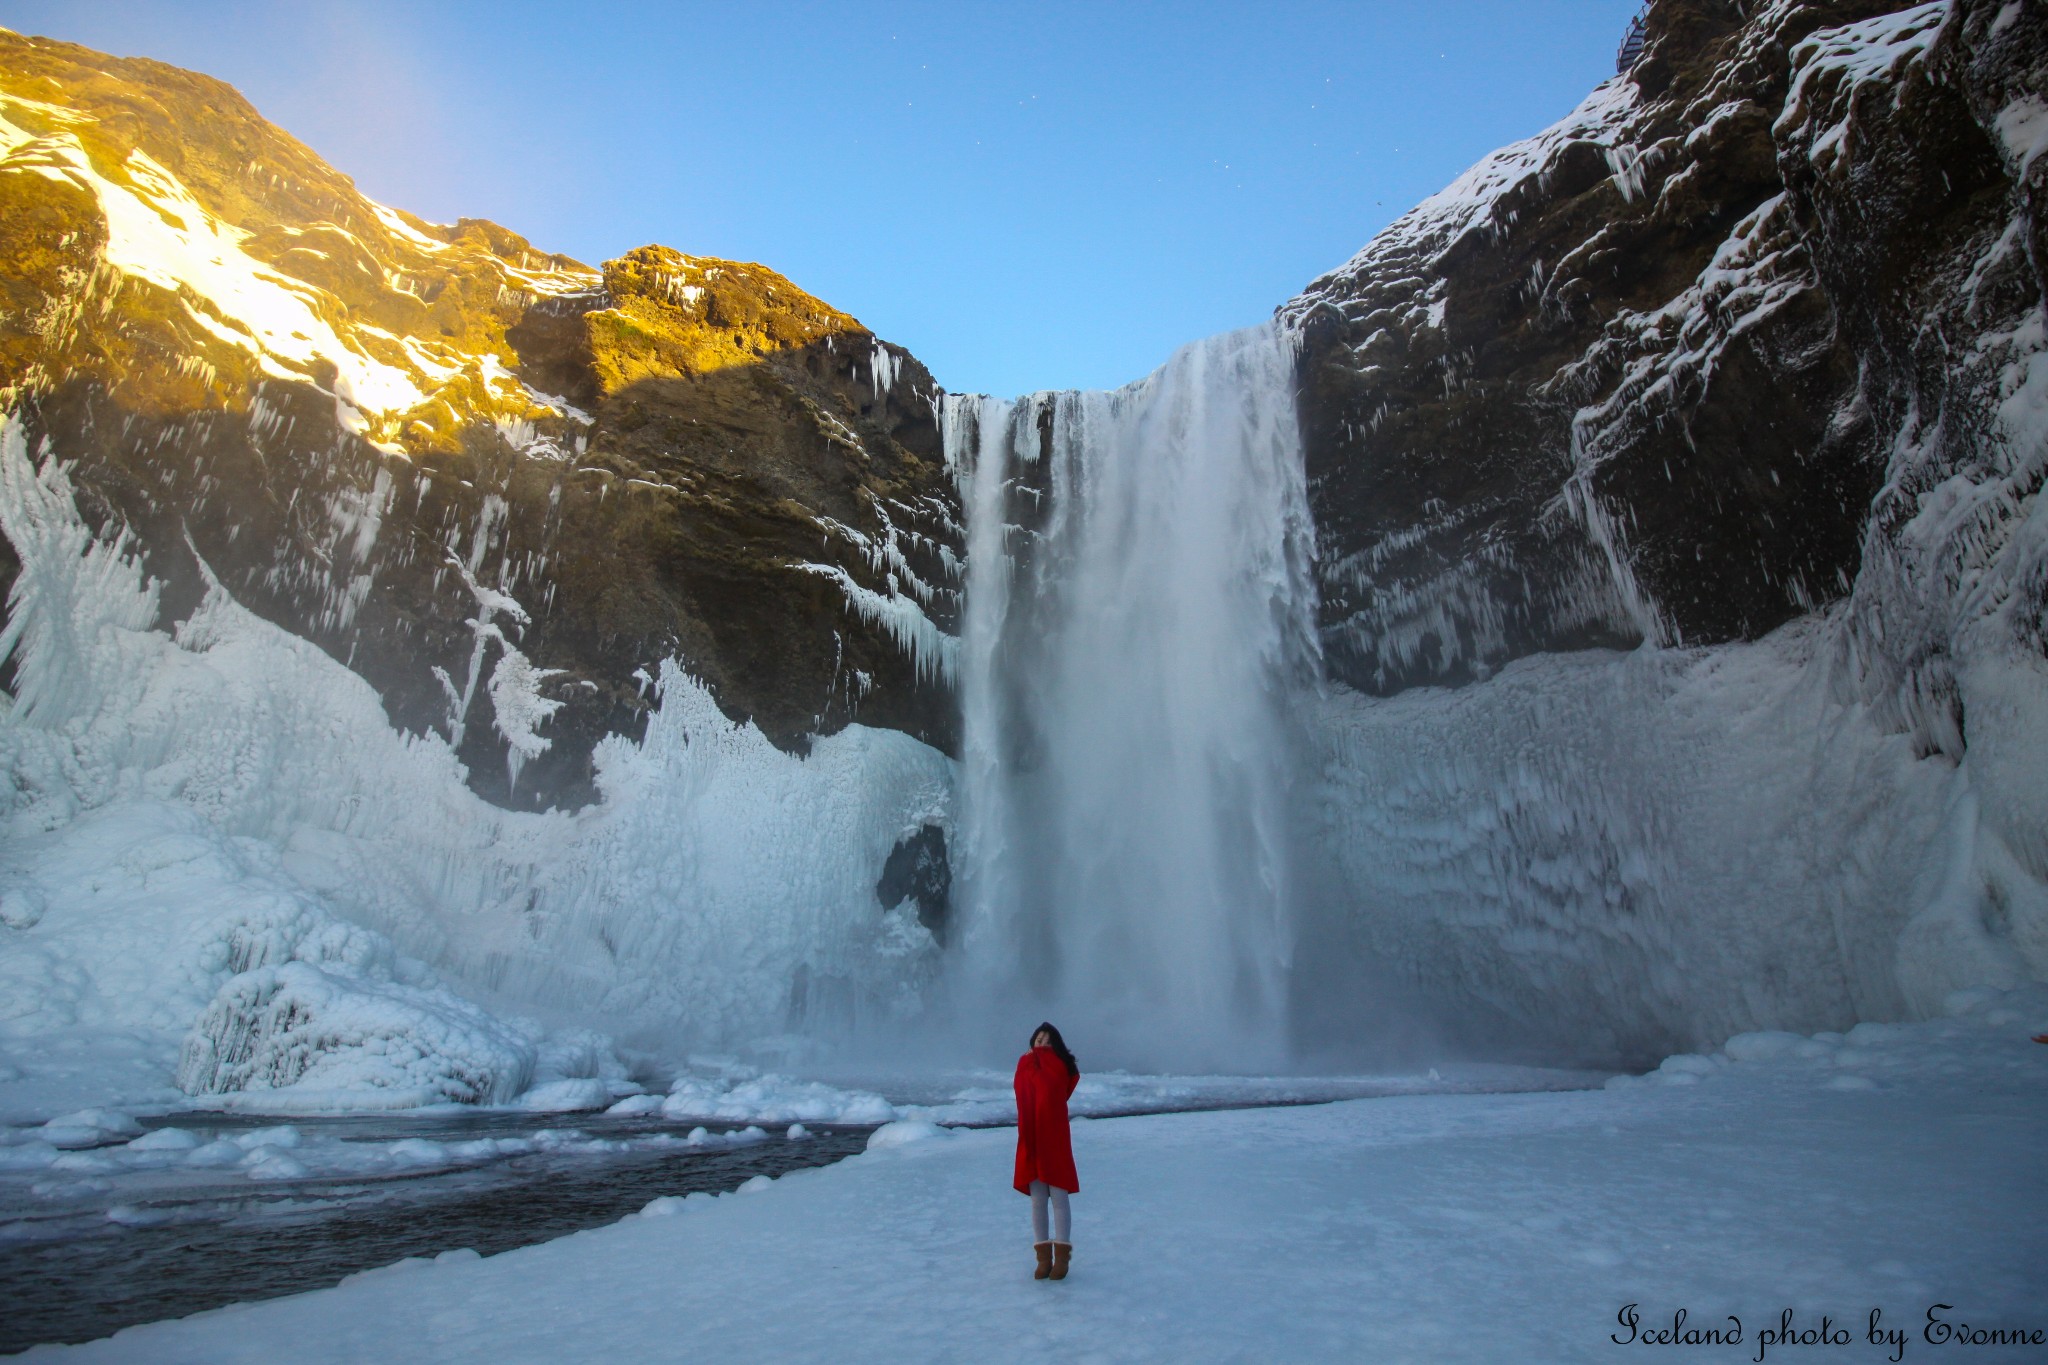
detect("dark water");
top-left (0, 1115), bottom-right (872, 1355)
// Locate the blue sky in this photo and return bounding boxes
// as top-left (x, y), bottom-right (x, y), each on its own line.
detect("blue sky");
top-left (5, 2), bottom-right (1640, 395)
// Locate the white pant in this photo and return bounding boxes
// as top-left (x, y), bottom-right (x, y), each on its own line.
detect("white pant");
top-left (1029, 1180), bottom-right (1071, 1244)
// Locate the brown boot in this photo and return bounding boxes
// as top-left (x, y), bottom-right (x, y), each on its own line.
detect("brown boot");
top-left (1049, 1242), bottom-right (1071, 1280)
top-left (1033, 1242), bottom-right (1053, 1280)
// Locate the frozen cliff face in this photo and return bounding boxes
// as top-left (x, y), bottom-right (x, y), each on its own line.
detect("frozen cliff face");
top-left (0, 421), bottom-right (955, 1103)
top-left (0, 30), bottom-right (961, 813)
top-left (1288, 0), bottom-right (2048, 1062)
top-left (1287, 0), bottom-right (2042, 695)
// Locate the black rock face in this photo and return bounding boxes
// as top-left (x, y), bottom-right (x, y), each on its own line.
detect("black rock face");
top-left (1284, 0), bottom-right (2046, 729)
top-left (876, 824), bottom-right (951, 945)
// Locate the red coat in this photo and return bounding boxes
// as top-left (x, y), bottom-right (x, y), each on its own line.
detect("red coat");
top-left (1013, 1046), bottom-right (1079, 1194)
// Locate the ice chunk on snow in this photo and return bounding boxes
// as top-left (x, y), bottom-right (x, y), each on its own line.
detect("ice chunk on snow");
top-left (0, 878), bottom-right (46, 929)
top-left (184, 1138), bottom-right (245, 1167)
top-left (864, 1119), bottom-right (952, 1151)
top-left (244, 1149), bottom-right (310, 1180)
top-left (387, 1139), bottom-right (450, 1166)
top-left (605, 1094), bottom-right (665, 1117)
top-left (737, 1174), bottom-right (774, 1193)
top-left (37, 1108), bottom-right (142, 1147)
top-left (0, 1140), bottom-right (59, 1170)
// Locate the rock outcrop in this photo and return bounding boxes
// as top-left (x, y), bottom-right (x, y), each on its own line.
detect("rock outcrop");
top-left (1287, 0), bottom-right (2046, 761)
top-left (0, 30), bottom-right (960, 810)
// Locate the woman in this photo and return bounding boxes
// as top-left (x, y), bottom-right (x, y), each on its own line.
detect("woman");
top-left (1013, 1021), bottom-right (1080, 1281)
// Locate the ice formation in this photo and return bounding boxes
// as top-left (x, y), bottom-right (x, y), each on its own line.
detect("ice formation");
top-left (178, 962), bottom-right (537, 1109)
top-left (941, 324), bottom-right (1324, 1071)
top-left (0, 419), bottom-right (954, 1111)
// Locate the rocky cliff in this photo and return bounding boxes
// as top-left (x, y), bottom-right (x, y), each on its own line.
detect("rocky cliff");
top-left (0, 29), bottom-right (961, 812)
top-left (1287, 0), bottom-right (2048, 1060)
top-left (1288, 0), bottom-right (2043, 737)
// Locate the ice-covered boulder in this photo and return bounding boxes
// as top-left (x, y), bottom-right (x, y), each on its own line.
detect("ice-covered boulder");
top-left (515, 1078), bottom-right (612, 1113)
top-left (177, 961), bottom-right (535, 1110)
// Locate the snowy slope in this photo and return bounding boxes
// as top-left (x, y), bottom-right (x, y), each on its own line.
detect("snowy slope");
top-left (20, 986), bottom-right (2044, 1363)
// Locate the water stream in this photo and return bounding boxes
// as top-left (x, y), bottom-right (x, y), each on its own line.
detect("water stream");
top-left (0, 1113), bottom-right (872, 1354)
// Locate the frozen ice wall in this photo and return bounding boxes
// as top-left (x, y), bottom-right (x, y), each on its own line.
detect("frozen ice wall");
top-left (941, 324), bottom-right (1326, 1071)
top-left (0, 420), bottom-right (954, 1094)
top-left (1312, 616), bottom-right (2048, 1069)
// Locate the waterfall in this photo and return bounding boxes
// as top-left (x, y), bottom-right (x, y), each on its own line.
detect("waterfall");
top-left (941, 323), bottom-right (1322, 1071)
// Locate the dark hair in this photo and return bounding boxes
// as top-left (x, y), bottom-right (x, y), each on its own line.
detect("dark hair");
top-left (1031, 1022), bottom-right (1079, 1078)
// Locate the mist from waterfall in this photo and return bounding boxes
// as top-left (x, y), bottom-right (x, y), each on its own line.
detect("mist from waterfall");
top-left (940, 323), bottom-right (1325, 1072)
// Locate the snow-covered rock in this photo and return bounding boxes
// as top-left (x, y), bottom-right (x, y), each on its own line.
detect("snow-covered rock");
top-left (177, 962), bottom-right (535, 1110)
top-left (0, 30), bottom-right (963, 814)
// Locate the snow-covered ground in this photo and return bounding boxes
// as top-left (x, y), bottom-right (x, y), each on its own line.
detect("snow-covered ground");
top-left (24, 986), bottom-right (2044, 1363)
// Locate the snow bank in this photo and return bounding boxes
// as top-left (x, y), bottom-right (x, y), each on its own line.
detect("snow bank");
top-left (659, 1067), bottom-right (897, 1126)
top-left (863, 1118), bottom-right (953, 1151)
top-left (0, 796), bottom-right (530, 1114)
top-left (0, 1115), bottom-right (791, 1194)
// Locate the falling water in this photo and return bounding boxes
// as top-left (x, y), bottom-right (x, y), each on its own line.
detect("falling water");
top-left (941, 323), bottom-right (1322, 1071)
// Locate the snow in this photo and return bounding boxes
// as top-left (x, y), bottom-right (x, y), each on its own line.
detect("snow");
top-left (659, 1068), bottom-right (898, 1126)
top-left (0, 796), bottom-right (527, 1114)
top-left (483, 641), bottom-right (564, 793)
top-left (0, 97), bottom-right (421, 419)
top-left (862, 1117), bottom-right (953, 1151)
top-left (34, 1108), bottom-right (141, 1148)
top-left (0, 88), bottom-right (604, 457)
top-left (178, 961), bottom-right (537, 1110)
top-left (794, 561), bottom-right (959, 687)
top-left (1300, 75), bottom-right (1638, 304)
top-left (18, 987), bottom-right (2042, 1362)
top-left (1776, 2), bottom-right (1948, 167)
top-left (1275, 0), bottom-right (2048, 1071)
top-left (1993, 95), bottom-right (2048, 177)
top-left (514, 1078), bottom-right (611, 1113)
